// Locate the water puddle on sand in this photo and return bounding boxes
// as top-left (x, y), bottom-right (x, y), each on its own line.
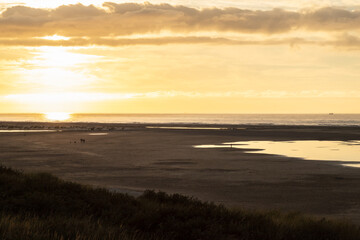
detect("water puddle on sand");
top-left (0, 130), bottom-right (58, 133)
top-left (194, 140), bottom-right (360, 168)
top-left (147, 126), bottom-right (226, 130)
top-left (146, 126), bottom-right (245, 130)
top-left (88, 133), bottom-right (109, 136)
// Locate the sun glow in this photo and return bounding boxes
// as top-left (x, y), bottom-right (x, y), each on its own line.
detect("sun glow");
top-left (44, 112), bottom-right (71, 121)
top-left (32, 47), bottom-right (98, 68)
top-left (20, 47), bottom-right (100, 91)
top-left (40, 35), bottom-right (70, 41)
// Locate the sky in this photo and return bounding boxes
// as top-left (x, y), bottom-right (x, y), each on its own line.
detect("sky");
top-left (1, 0), bottom-right (360, 113)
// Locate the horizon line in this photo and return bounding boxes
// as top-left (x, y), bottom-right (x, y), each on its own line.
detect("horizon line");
top-left (1, 113), bottom-right (359, 115)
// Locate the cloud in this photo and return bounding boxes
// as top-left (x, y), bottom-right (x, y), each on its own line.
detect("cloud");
top-left (331, 33), bottom-right (360, 49)
top-left (0, 36), bottom-right (313, 47)
top-left (301, 7), bottom-right (360, 31)
top-left (1, 3), bottom-right (360, 37)
top-left (3, 35), bottom-right (360, 48)
top-left (162, 90), bottom-right (360, 98)
top-left (0, 3), bottom-right (299, 36)
top-left (1, 3), bottom-right (360, 48)
top-left (4, 90), bottom-right (360, 103)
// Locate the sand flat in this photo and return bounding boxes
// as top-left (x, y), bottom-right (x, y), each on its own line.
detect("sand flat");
top-left (0, 123), bottom-right (360, 224)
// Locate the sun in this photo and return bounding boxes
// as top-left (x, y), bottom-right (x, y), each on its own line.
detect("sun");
top-left (44, 112), bottom-right (72, 121)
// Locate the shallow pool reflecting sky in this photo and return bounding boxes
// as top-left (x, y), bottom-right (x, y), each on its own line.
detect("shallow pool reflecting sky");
top-left (195, 140), bottom-right (360, 168)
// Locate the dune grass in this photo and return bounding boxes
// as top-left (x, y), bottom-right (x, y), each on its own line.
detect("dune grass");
top-left (0, 165), bottom-right (359, 240)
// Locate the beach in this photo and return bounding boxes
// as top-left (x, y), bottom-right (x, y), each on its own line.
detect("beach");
top-left (1, 123), bottom-right (360, 224)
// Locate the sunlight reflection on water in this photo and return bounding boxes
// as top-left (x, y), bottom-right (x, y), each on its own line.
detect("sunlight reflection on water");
top-left (44, 112), bottom-right (72, 121)
top-left (194, 140), bottom-right (360, 168)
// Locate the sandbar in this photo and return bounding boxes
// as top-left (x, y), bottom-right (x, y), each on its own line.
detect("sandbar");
top-left (0, 122), bottom-right (360, 224)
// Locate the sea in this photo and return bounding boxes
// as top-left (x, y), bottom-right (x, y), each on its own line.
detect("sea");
top-left (0, 113), bottom-right (360, 126)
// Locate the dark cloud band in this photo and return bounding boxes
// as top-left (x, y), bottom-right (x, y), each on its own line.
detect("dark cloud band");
top-left (1, 3), bottom-right (360, 37)
top-left (1, 2), bottom-right (360, 48)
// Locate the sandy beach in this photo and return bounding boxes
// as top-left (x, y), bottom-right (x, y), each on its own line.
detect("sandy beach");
top-left (1, 123), bottom-right (360, 224)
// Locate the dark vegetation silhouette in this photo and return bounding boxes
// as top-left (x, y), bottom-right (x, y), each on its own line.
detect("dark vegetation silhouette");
top-left (0, 165), bottom-right (359, 240)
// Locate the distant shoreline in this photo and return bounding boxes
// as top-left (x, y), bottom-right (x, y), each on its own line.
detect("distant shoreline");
top-left (2, 121), bottom-right (360, 128)
top-left (1, 113), bottom-right (360, 126)
top-left (2, 122), bottom-right (360, 142)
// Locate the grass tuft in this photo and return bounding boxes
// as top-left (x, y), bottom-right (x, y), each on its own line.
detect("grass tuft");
top-left (0, 165), bottom-right (359, 240)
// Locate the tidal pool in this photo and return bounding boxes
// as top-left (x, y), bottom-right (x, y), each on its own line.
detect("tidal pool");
top-left (194, 140), bottom-right (360, 168)
top-left (88, 133), bottom-right (109, 136)
top-left (146, 126), bottom-right (228, 130)
top-left (0, 130), bottom-right (58, 133)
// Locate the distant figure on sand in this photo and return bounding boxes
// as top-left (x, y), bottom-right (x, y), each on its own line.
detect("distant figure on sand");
top-left (80, 138), bottom-right (86, 143)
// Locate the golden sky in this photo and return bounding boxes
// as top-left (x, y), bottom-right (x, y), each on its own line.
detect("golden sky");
top-left (1, 0), bottom-right (360, 113)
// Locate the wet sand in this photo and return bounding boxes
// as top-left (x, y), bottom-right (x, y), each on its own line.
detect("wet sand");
top-left (1, 123), bottom-right (360, 224)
